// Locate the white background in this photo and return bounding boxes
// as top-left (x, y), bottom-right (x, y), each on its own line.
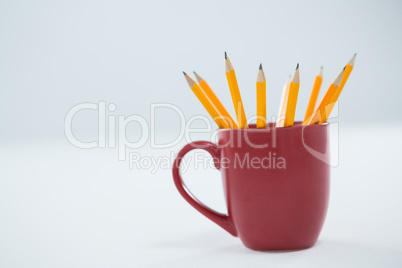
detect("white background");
top-left (1, 0), bottom-right (402, 267)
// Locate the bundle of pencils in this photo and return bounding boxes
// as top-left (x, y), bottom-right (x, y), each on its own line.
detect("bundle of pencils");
top-left (183, 52), bottom-right (356, 129)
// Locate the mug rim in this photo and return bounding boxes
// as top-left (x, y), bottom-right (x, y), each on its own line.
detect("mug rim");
top-left (218, 121), bottom-right (328, 133)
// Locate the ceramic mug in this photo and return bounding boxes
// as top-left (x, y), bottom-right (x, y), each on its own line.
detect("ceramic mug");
top-left (172, 122), bottom-right (330, 251)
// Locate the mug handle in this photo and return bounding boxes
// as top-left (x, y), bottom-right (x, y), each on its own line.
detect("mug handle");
top-left (172, 141), bottom-right (237, 237)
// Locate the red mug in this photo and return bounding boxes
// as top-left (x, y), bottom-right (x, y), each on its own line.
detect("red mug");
top-left (172, 122), bottom-right (330, 251)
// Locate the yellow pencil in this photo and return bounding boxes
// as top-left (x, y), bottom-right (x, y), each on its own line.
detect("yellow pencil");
top-left (319, 54), bottom-right (357, 123)
top-left (332, 54), bottom-right (356, 103)
top-left (183, 72), bottom-right (230, 129)
top-left (303, 67), bottom-right (345, 125)
top-left (303, 66), bottom-right (323, 122)
top-left (225, 52), bottom-right (248, 129)
top-left (276, 76), bottom-right (290, 127)
top-left (283, 64), bottom-right (300, 127)
top-left (256, 63), bottom-right (267, 128)
top-left (193, 71), bottom-right (238, 129)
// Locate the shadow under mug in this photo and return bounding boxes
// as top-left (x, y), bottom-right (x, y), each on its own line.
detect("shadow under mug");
top-left (172, 122), bottom-right (330, 251)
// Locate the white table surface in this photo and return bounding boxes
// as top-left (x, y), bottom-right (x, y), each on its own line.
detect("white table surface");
top-left (1, 126), bottom-right (402, 267)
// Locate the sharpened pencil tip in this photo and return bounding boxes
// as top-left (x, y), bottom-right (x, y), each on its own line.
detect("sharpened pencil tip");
top-left (193, 71), bottom-right (197, 75)
top-left (259, 63), bottom-right (262, 70)
top-left (347, 53), bottom-right (357, 67)
top-left (183, 71), bottom-right (187, 75)
top-left (224, 51), bottom-right (227, 59)
top-left (343, 66), bottom-right (346, 71)
top-left (296, 63), bottom-right (299, 70)
top-left (318, 66), bottom-right (323, 77)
